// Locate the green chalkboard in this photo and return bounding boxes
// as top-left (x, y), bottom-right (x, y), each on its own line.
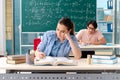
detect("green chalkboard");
top-left (22, 0), bottom-right (96, 32)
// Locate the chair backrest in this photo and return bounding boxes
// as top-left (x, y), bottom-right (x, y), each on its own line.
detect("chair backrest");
top-left (34, 38), bottom-right (41, 51)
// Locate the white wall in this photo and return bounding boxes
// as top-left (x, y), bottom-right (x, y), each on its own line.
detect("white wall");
top-left (0, 0), bottom-right (6, 55)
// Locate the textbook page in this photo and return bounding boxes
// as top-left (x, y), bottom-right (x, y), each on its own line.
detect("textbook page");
top-left (34, 56), bottom-right (78, 66)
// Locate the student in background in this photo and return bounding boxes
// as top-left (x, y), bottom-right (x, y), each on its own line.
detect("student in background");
top-left (35, 17), bottom-right (81, 59)
top-left (76, 20), bottom-right (106, 58)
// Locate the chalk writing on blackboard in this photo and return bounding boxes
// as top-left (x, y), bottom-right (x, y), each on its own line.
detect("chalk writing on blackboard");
top-left (22, 0), bottom-right (96, 32)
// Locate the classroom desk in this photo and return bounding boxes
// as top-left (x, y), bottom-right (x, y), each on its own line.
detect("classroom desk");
top-left (1, 57), bottom-right (120, 73)
top-left (79, 44), bottom-right (120, 51)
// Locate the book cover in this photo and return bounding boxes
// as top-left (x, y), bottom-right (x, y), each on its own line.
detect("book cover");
top-left (92, 57), bottom-right (118, 64)
top-left (92, 55), bottom-right (116, 60)
top-left (6, 59), bottom-right (26, 64)
top-left (7, 55), bottom-right (26, 60)
top-left (34, 56), bottom-right (78, 66)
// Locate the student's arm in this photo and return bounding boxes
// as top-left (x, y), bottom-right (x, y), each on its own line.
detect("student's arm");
top-left (76, 30), bottom-right (86, 45)
top-left (35, 31), bottom-right (50, 59)
top-left (92, 31), bottom-right (107, 45)
top-left (76, 30), bottom-right (83, 42)
top-left (65, 34), bottom-right (82, 59)
top-left (91, 37), bottom-right (107, 45)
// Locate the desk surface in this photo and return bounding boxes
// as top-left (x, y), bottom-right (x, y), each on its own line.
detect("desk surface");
top-left (79, 44), bottom-right (120, 51)
top-left (0, 57), bottom-right (120, 71)
top-left (80, 44), bottom-right (120, 49)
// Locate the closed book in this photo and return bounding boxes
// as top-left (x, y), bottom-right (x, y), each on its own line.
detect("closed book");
top-left (95, 49), bottom-right (113, 55)
top-left (92, 58), bottom-right (118, 64)
top-left (7, 55), bottom-right (26, 60)
top-left (6, 59), bottom-right (26, 64)
top-left (92, 55), bottom-right (116, 60)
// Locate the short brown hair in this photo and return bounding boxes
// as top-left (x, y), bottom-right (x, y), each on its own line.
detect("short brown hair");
top-left (87, 20), bottom-right (98, 29)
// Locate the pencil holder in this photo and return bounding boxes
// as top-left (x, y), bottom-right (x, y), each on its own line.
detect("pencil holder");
top-left (26, 50), bottom-right (34, 64)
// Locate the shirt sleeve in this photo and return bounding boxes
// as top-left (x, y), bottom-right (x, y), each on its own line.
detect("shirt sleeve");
top-left (97, 30), bottom-right (104, 40)
top-left (76, 29), bottom-right (84, 41)
top-left (37, 32), bottom-right (48, 52)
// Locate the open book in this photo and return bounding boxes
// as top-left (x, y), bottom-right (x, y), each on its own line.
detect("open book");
top-left (34, 56), bottom-right (78, 66)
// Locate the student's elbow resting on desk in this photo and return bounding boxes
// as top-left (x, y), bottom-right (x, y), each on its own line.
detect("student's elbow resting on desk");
top-left (92, 38), bottom-right (107, 45)
top-left (69, 50), bottom-right (81, 59)
top-left (74, 51), bottom-right (82, 59)
top-left (93, 41), bottom-right (106, 45)
top-left (75, 53), bottom-right (82, 59)
top-left (99, 38), bottom-right (107, 45)
top-left (104, 38), bottom-right (107, 44)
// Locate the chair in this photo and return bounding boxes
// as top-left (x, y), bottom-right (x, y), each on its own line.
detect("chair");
top-left (34, 38), bottom-right (41, 51)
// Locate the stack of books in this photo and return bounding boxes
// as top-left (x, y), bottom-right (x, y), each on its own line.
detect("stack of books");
top-left (92, 55), bottom-right (118, 64)
top-left (6, 55), bottom-right (26, 64)
top-left (95, 49), bottom-right (113, 56)
top-left (92, 49), bottom-right (118, 64)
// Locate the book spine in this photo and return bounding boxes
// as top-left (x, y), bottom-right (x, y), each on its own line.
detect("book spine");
top-left (92, 55), bottom-right (116, 60)
top-left (92, 58), bottom-right (118, 64)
